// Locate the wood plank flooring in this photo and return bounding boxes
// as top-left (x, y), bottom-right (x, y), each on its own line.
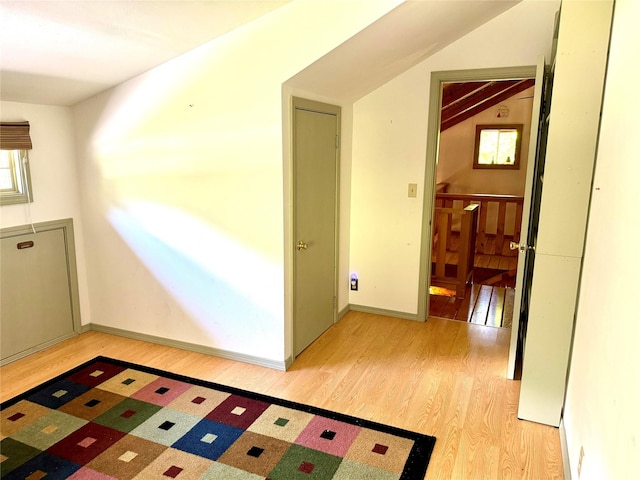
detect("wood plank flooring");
top-left (430, 285), bottom-right (516, 328)
top-left (0, 312), bottom-right (563, 479)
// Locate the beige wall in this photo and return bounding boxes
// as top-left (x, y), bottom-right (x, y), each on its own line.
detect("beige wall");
top-left (0, 103), bottom-right (78, 226)
top-left (71, 1), bottom-right (402, 365)
top-left (564, 0), bottom-right (640, 477)
top-left (349, 0), bottom-right (559, 314)
top-left (0, 101), bottom-right (91, 326)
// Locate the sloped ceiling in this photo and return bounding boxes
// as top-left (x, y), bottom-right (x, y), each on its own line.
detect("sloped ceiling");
top-left (0, 0), bottom-right (521, 107)
top-left (441, 79), bottom-right (535, 131)
top-left (0, 0), bottom-right (292, 106)
top-left (285, 0), bottom-right (520, 102)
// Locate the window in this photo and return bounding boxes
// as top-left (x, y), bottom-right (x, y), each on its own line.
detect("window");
top-left (1, 122), bottom-right (33, 205)
top-left (473, 124), bottom-right (522, 170)
top-left (1, 149), bottom-right (32, 204)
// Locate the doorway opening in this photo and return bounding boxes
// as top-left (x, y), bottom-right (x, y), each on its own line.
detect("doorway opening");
top-left (417, 66), bottom-right (539, 329)
top-left (428, 79), bottom-right (535, 327)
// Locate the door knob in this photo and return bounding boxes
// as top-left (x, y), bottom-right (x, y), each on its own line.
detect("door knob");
top-left (509, 241), bottom-right (535, 252)
top-left (296, 241), bottom-right (309, 251)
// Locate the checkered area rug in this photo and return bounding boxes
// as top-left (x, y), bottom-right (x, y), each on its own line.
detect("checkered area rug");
top-left (1, 356), bottom-right (435, 479)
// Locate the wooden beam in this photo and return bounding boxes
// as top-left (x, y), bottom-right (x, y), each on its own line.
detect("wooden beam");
top-left (443, 81), bottom-right (516, 120)
top-left (441, 79), bottom-right (535, 132)
top-left (441, 82), bottom-right (488, 110)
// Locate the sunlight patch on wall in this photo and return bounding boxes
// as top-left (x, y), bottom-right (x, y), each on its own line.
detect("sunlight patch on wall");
top-left (96, 125), bottom-right (281, 179)
top-left (107, 201), bottom-right (282, 342)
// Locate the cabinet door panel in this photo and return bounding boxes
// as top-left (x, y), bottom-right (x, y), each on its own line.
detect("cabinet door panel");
top-left (1, 228), bottom-right (74, 360)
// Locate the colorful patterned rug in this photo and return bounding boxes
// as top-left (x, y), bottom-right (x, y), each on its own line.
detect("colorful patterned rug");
top-left (1, 356), bottom-right (436, 479)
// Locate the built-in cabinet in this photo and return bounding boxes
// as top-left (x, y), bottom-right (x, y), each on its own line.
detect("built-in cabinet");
top-left (518, 0), bottom-right (614, 426)
top-left (0, 218), bottom-right (81, 365)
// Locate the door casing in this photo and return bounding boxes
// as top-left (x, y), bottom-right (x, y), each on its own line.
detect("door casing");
top-left (418, 66), bottom-right (537, 324)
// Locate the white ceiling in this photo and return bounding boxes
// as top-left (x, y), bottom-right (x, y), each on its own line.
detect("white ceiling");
top-left (0, 0), bottom-right (520, 107)
top-left (287, 0), bottom-right (520, 102)
top-left (0, 0), bottom-right (292, 106)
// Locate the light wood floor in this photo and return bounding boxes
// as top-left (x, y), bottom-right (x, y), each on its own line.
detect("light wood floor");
top-left (0, 311), bottom-right (563, 479)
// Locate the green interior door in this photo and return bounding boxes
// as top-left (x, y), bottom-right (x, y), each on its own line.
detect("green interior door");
top-left (293, 98), bottom-right (340, 356)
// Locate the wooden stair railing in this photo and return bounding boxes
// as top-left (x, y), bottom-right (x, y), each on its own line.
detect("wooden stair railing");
top-left (435, 193), bottom-right (524, 256)
top-left (432, 203), bottom-right (479, 298)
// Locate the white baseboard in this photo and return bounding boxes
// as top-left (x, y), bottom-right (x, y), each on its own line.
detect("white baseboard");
top-left (0, 332), bottom-right (78, 367)
top-left (87, 323), bottom-right (288, 372)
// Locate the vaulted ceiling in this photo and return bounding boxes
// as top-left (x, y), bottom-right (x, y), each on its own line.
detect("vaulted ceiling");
top-left (440, 79), bottom-right (535, 131)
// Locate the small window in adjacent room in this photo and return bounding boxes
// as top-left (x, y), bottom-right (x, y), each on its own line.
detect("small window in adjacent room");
top-left (0, 122), bottom-right (33, 205)
top-left (473, 124), bottom-right (522, 170)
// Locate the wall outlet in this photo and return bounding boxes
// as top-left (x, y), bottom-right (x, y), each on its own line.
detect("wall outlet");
top-left (350, 274), bottom-right (358, 291)
top-left (577, 446), bottom-right (585, 477)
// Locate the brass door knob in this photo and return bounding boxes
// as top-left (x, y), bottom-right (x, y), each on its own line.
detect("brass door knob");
top-left (509, 241), bottom-right (535, 252)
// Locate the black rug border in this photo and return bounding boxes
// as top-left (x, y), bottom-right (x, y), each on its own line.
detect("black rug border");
top-left (2, 355), bottom-right (436, 480)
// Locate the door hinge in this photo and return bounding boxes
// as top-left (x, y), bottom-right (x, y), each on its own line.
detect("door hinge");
top-left (335, 135), bottom-right (339, 149)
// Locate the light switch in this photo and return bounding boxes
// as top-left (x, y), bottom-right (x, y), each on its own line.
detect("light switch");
top-left (408, 183), bottom-right (418, 198)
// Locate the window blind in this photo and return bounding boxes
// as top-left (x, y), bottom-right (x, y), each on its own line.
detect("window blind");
top-left (0, 122), bottom-right (32, 150)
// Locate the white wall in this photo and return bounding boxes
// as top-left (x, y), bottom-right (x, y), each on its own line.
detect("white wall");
top-left (72, 1), bottom-right (402, 365)
top-left (563, 0), bottom-right (640, 478)
top-left (0, 101), bottom-right (91, 326)
top-left (349, 0), bottom-right (559, 314)
top-left (437, 86), bottom-right (534, 197)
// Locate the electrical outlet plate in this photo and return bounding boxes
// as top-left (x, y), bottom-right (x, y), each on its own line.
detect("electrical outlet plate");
top-left (408, 183), bottom-right (417, 198)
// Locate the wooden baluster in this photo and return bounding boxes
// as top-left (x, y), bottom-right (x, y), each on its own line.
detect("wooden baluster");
top-left (445, 198), bottom-right (454, 251)
top-left (478, 201), bottom-right (489, 254)
top-left (513, 201), bottom-right (523, 245)
top-left (496, 200), bottom-right (507, 256)
top-left (467, 204), bottom-right (479, 274)
top-left (457, 209), bottom-right (470, 298)
top-left (436, 210), bottom-right (448, 278)
top-left (456, 204), bottom-right (479, 298)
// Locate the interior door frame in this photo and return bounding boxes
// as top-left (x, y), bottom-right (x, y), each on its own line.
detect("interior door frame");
top-left (290, 96), bottom-right (341, 358)
top-left (417, 66), bottom-right (537, 322)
